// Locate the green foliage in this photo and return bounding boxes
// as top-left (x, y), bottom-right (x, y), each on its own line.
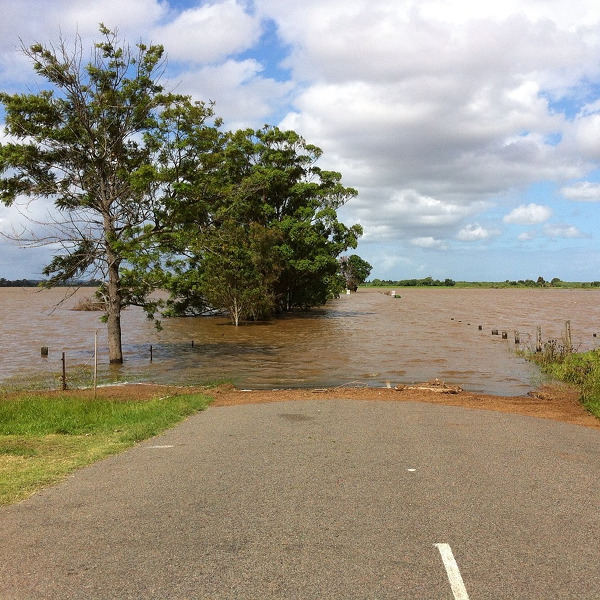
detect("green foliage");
top-left (0, 27), bottom-right (176, 362)
top-left (525, 348), bottom-right (600, 419)
top-left (160, 125), bottom-right (364, 323)
top-left (199, 221), bottom-right (278, 324)
top-left (0, 393), bottom-right (211, 439)
top-left (0, 26), bottom-right (221, 359)
top-left (340, 254), bottom-right (373, 291)
top-left (369, 276), bottom-right (455, 287)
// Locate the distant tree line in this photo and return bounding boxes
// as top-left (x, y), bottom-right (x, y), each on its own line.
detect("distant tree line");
top-left (369, 277), bottom-right (456, 287)
top-left (505, 278), bottom-right (600, 288)
top-left (0, 278), bottom-right (38, 287)
top-left (0, 278), bottom-right (102, 287)
top-left (367, 276), bottom-right (600, 288)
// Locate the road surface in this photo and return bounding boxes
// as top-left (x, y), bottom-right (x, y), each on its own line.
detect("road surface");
top-left (1, 399), bottom-right (599, 599)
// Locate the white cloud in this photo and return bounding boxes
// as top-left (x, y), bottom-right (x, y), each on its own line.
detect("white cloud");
top-left (62, 0), bottom-right (166, 35)
top-left (518, 230), bottom-right (536, 241)
top-left (560, 181), bottom-right (600, 201)
top-left (376, 252), bottom-right (413, 273)
top-left (0, 0), bottom-right (165, 51)
top-left (343, 190), bottom-right (489, 248)
top-left (0, 0), bottom-right (166, 89)
top-left (456, 224), bottom-right (497, 242)
top-left (4, 0), bottom-right (600, 279)
top-left (572, 113), bottom-right (600, 159)
top-left (503, 203), bottom-right (553, 225)
top-left (357, 223), bottom-right (394, 242)
top-left (153, 0), bottom-right (261, 64)
top-left (543, 223), bottom-right (585, 238)
top-left (168, 60), bottom-right (294, 128)
top-left (410, 237), bottom-right (447, 249)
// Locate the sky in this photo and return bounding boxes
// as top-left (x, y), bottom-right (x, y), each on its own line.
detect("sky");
top-left (2, 0), bottom-right (600, 281)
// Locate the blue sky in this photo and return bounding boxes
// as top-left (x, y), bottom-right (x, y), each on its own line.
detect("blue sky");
top-left (2, 0), bottom-right (600, 281)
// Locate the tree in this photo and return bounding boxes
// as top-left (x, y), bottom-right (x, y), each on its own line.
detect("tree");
top-left (162, 126), bottom-right (363, 322)
top-left (198, 221), bottom-right (278, 325)
top-left (340, 254), bottom-right (372, 291)
top-left (221, 126), bottom-right (362, 312)
top-left (0, 26), bottom-right (216, 362)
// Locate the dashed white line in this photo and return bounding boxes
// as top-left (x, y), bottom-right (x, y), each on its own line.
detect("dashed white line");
top-left (435, 543), bottom-right (470, 600)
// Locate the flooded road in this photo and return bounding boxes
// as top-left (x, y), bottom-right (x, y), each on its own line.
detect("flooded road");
top-left (1, 287), bottom-right (599, 395)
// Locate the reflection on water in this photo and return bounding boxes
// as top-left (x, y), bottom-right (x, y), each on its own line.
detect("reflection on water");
top-left (2, 287), bottom-right (600, 395)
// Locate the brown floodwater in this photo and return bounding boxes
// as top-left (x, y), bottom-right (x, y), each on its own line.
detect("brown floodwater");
top-left (1, 287), bottom-right (600, 395)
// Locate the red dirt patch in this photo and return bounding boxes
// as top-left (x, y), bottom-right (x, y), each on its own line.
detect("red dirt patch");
top-left (11, 381), bottom-right (598, 430)
top-left (208, 381), bottom-right (600, 430)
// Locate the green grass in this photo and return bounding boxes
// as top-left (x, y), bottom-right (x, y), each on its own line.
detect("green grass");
top-left (0, 390), bottom-right (212, 506)
top-left (525, 347), bottom-right (600, 419)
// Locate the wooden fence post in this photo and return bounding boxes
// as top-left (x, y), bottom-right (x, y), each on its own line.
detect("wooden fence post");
top-left (565, 320), bottom-right (572, 350)
top-left (61, 352), bottom-right (67, 391)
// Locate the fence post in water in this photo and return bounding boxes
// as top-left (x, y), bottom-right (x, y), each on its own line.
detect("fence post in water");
top-left (150, 345), bottom-right (153, 362)
top-left (536, 327), bottom-right (542, 352)
top-left (565, 320), bottom-right (572, 350)
top-left (41, 346), bottom-right (48, 357)
top-left (61, 352), bottom-right (67, 391)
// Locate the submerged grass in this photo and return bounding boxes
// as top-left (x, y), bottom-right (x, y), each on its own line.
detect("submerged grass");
top-left (525, 346), bottom-right (600, 419)
top-left (0, 390), bottom-right (212, 506)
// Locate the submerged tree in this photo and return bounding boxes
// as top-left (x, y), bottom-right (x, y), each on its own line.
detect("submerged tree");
top-left (0, 26), bottom-right (217, 362)
top-left (163, 126), bottom-right (363, 323)
top-left (340, 254), bottom-right (373, 291)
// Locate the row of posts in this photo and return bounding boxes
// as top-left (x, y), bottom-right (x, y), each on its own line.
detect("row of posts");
top-left (483, 320), bottom-right (572, 352)
top-left (39, 339), bottom-right (199, 388)
top-left (40, 321), bottom-right (578, 388)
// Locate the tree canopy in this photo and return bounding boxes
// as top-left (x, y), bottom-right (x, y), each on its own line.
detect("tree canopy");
top-left (158, 126), bottom-right (362, 321)
top-left (340, 254), bottom-right (373, 292)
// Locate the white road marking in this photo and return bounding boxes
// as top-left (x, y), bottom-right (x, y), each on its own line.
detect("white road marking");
top-left (435, 543), bottom-right (470, 600)
top-left (147, 445), bottom-right (174, 449)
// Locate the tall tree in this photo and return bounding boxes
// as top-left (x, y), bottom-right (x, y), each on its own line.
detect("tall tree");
top-left (0, 26), bottom-right (216, 362)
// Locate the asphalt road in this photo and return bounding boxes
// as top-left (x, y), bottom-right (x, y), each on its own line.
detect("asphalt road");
top-left (1, 399), bottom-right (599, 599)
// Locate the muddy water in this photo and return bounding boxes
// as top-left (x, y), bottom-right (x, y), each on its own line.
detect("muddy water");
top-left (1, 287), bottom-right (600, 395)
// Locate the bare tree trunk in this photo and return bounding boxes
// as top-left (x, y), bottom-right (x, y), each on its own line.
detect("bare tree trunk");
top-left (106, 243), bottom-right (124, 364)
top-left (230, 297), bottom-right (241, 327)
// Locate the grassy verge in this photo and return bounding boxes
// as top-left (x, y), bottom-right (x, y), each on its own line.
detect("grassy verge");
top-left (0, 389), bottom-right (212, 506)
top-left (525, 347), bottom-right (600, 419)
